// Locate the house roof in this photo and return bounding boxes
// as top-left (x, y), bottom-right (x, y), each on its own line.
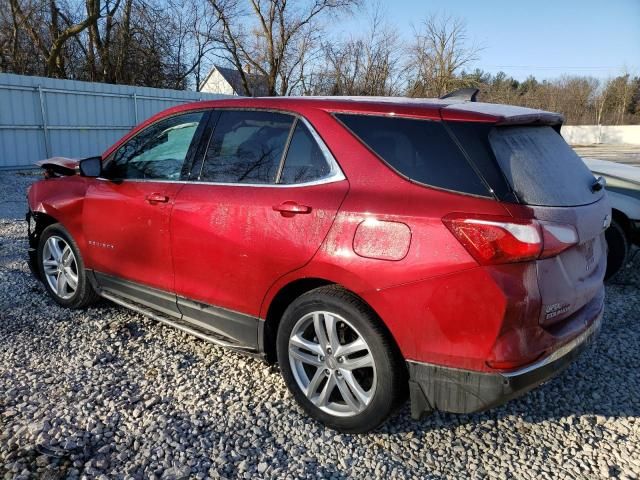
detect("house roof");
top-left (201, 65), bottom-right (271, 96)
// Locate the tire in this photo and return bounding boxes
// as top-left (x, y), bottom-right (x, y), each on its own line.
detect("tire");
top-left (604, 219), bottom-right (629, 282)
top-left (37, 223), bottom-right (99, 309)
top-left (276, 286), bottom-right (406, 433)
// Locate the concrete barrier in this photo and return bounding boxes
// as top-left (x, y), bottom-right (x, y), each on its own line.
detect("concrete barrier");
top-left (562, 125), bottom-right (640, 145)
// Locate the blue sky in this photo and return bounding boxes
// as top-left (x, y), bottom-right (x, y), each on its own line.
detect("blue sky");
top-left (337, 0), bottom-right (639, 80)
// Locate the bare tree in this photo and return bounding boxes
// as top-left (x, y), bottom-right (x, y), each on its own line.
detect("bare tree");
top-left (309, 3), bottom-right (402, 96)
top-left (7, 0), bottom-right (99, 77)
top-left (406, 13), bottom-right (480, 98)
top-left (207, 0), bottom-right (358, 96)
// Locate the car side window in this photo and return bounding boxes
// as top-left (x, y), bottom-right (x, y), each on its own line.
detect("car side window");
top-left (106, 111), bottom-right (204, 180)
top-left (198, 110), bottom-right (294, 184)
top-left (336, 114), bottom-right (490, 197)
top-left (278, 122), bottom-right (332, 184)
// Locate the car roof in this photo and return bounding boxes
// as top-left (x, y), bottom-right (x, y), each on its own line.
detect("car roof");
top-left (103, 96), bottom-right (564, 159)
top-left (166, 96), bottom-right (565, 125)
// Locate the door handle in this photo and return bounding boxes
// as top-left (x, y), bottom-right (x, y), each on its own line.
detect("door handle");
top-left (146, 193), bottom-right (169, 204)
top-left (273, 201), bottom-right (312, 217)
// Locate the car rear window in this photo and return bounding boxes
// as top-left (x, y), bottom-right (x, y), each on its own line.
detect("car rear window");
top-left (336, 114), bottom-right (491, 197)
top-left (489, 126), bottom-right (602, 207)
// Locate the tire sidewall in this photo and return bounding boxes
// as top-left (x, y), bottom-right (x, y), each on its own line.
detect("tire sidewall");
top-left (276, 291), bottom-right (399, 433)
top-left (604, 220), bottom-right (628, 281)
top-left (37, 224), bottom-right (89, 308)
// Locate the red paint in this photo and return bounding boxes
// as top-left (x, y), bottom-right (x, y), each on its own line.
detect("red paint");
top-left (82, 180), bottom-right (183, 291)
top-left (170, 181), bottom-right (348, 317)
top-left (28, 96), bottom-right (604, 374)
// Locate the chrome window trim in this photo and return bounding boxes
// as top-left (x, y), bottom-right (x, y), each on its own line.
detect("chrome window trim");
top-left (96, 174), bottom-right (345, 188)
top-left (104, 109), bottom-right (210, 170)
top-left (98, 108), bottom-right (346, 188)
top-left (295, 116), bottom-right (344, 184)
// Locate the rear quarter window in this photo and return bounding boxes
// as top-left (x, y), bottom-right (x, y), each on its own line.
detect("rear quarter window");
top-left (336, 114), bottom-right (491, 197)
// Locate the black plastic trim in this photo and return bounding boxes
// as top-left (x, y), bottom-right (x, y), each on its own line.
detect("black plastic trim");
top-left (408, 311), bottom-right (602, 419)
top-left (95, 272), bottom-right (180, 317)
top-left (92, 271), bottom-right (261, 353)
top-left (177, 296), bottom-right (259, 349)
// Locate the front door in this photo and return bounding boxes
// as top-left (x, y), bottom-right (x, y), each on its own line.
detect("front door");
top-left (82, 110), bottom-right (207, 314)
top-left (170, 110), bottom-right (348, 344)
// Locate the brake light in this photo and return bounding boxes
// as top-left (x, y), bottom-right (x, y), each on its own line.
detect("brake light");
top-left (538, 221), bottom-right (579, 258)
top-left (443, 214), bottom-right (578, 265)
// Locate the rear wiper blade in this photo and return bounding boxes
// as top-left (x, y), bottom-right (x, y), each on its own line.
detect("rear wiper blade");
top-left (591, 176), bottom-right (606, 193)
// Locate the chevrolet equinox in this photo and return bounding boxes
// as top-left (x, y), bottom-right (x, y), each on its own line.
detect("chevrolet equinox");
top-left (27, 92), bottom-right (609, 433)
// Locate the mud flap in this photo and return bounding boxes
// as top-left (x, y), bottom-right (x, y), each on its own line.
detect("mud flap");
top-left (409, 380), bottom-right (433, 420)
top-left (407, 310), bottom-right (601, 418)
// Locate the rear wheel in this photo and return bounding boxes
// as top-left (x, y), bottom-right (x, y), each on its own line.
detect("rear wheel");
top-left (276, 286), bottom-right (405, 433)
top-left (37, 224), bottom-right (99, 308)
top-left (604, 219), bottom-right (629, 281)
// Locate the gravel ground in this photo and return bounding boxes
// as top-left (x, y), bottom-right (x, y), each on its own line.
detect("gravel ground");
top-left (1, 170), bottom-right (639, 480)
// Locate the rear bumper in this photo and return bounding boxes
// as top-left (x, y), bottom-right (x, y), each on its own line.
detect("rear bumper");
top-left (408, 308), bottom-right (603, 419)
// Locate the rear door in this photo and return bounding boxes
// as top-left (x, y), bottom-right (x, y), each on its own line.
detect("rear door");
top-left (486, 125), bottom-right (609, 327)
top-left (170, 110), bottom-right (348, 344)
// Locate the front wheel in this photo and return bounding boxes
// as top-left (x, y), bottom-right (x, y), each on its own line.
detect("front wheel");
top-left (276, 286), bottom-right (406, 433)
top-left (37, 224), bottom-right (99, 308)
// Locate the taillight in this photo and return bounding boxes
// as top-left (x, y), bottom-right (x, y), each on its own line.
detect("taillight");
top-left (538, 221), bottom-right (579, 258)
top-left (443, 214), bottom-right (578, 265)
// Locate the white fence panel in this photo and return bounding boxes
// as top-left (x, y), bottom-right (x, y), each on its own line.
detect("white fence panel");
top-left (0, 73), bottom-right (226, 169)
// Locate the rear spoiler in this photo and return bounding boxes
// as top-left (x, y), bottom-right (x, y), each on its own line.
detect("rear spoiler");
top-left (440, 88), bottom-right (479, 102)
top-left (441, 101), bottom-right (564, 127)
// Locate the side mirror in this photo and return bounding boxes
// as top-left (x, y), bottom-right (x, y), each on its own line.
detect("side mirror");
top-left (79, 156), bottom-right (103, 177)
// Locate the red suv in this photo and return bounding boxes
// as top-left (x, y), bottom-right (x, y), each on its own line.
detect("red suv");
top-left (27, 94), bottom-right (608, 433)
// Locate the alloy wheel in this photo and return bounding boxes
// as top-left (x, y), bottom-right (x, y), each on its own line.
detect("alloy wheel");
top-left (42, 235), bottom-right (79, 300)
top-left (288, 311), bottom-right (377, 417)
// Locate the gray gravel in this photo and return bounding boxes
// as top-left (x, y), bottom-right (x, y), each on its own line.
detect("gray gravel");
top-left (1, 170), bottom-right (639, 480)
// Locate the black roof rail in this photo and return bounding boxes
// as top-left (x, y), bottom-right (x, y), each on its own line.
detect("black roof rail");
top-left (439, 88), bottom-right (479, 102)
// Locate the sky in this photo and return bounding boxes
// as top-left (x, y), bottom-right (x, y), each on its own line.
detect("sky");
top-left (337, 0), bottom-right (640, 80)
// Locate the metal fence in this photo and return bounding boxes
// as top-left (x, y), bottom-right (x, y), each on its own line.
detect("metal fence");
top-left (0, 73), bottom-right (225, 170)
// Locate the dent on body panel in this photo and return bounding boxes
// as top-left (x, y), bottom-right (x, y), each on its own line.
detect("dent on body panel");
top-left (29, 177), bottom-right (89, 241)
top-left (370, 267), bottom-right (508, 366)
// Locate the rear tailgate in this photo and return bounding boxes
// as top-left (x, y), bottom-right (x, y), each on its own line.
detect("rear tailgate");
top-left (487, 125), bottom-right (609, 328)
top-left (444, 110), bottom-right (609, 330)
top-left (530, 200), bottom-right (608, 327)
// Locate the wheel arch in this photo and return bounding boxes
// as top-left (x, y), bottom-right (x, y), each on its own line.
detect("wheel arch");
top-left (261, 278), bottom-right (405, 369)
top-left (28, 211), bottom-right (60, 249)
top-left (263, 278), bottom-right (334, 363)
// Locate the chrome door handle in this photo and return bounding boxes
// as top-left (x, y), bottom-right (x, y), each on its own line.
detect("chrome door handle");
top-left (146, 193), bottom-right (169, 204)
top-left (273, 201), bottom-right (312, 217)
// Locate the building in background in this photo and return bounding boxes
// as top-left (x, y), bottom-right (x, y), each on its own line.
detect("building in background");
top-left (199, 65), bottom-right (270, 96)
